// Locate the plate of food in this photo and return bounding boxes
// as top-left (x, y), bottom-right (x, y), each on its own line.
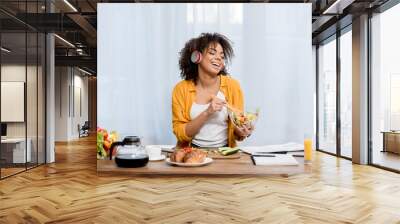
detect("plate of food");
top-left (166, 147), bottom-right (213, 167)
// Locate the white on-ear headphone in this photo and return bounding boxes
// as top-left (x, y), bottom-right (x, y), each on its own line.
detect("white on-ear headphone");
top-left (190, 50), bottom-right (202, 64)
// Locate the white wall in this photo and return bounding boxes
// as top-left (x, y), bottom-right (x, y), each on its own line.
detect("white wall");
top-left (55, 67), bottom-right (89, 141)
top-left (1, 65), bottom-right (27, 140)
top-left (98, 3), bottom-right (313, 146)
top-left (55, 66), bottom-right (68, 141)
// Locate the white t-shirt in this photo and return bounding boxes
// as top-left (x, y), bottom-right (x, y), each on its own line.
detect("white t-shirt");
top-left (190, 91), bottom-right (228, 147)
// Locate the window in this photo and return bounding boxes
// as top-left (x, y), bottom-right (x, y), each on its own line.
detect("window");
top-left (340, 29), bottom-right (352, 158)
top-left (0, 1), bottom-right (47, 179)
top-left (390, 74), bottom-right (400, 130)
top-left (371, 3), bottom-right (400, 171)
top-left (318, 37), bottom-right (337, 154)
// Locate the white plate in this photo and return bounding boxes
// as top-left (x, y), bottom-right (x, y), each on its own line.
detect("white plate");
top-left (165, 157), bottom-right (213, 167)
top-left (149, 154), bottom-right (166, 161)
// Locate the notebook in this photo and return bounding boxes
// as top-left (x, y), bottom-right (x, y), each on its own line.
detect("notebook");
top-left (251, 154), bottom-right (299, 166)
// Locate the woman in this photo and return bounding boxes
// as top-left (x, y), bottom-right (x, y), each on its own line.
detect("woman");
top-left (172, 33), bottom-right (252, 148)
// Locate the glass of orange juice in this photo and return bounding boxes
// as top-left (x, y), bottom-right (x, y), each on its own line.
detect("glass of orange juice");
top-left (304, 134), bottom-right (313, 164)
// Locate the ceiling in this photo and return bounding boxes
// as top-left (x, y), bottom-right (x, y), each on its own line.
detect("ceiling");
top-left (0, 0), bottom-right (392, 75)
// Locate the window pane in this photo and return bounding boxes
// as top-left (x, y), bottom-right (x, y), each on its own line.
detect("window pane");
top-left (340, 30), bottom-right (352, 158)
top-left (1, 31), bottom-right (27, 177)
top-left (38, 32), bottom-right (46, 165)
top-left (318, 38), bottom-right (337, 154)
top-left (27, 31), bottom-right (38, 169)
top-left (26, 0), bottom-right (39, 170)
top-left (371, 4), bottom-right (400, 171)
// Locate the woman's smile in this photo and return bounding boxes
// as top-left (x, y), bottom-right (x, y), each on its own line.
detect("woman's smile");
top-left (211, 61), bottom-right (222, 71)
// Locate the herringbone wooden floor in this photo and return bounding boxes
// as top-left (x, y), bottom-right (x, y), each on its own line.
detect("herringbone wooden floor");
top-left (1, 136), bottom-right (400, 224)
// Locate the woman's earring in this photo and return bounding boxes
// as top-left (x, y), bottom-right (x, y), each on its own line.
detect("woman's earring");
top-left (190, 51), bottom-right (202, 64)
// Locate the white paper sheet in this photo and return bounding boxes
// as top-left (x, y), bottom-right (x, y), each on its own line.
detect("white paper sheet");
top-left (240, 142), bottom-right (304, 155)
top-left (252, 154), bottom-right (299, 166)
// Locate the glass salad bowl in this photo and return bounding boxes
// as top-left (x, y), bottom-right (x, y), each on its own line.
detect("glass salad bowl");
top-left (227, 106), bottom-right (260, 129)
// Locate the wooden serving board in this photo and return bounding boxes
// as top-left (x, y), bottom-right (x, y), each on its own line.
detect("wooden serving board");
top-left (162, 148), bottom-right (241, 159)
top-left (207, 150), bottom-right (241, 159)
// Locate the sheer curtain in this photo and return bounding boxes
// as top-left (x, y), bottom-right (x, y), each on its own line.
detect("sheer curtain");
top-left (98, 3), bottom-right (313, 145)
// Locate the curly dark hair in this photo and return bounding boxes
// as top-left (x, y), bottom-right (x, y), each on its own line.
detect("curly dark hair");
top-left (178, 33), bottom-right (234, 83)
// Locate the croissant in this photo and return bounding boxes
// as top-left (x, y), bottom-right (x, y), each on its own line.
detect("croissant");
top-left (170, 147), bottom-right (206, 163)
top-left (184, 150), bottom-right (206, 163)
top-left (170, 148), bottom-right (186, 162)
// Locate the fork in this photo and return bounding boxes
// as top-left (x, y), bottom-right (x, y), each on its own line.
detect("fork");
top-left (210, 95), bottom-right (242, 113)
top-left (225, 103), bottom-right (242, 113)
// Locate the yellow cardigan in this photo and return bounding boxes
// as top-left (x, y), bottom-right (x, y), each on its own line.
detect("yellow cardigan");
top-left (172, 75), bottom-right (244, 147)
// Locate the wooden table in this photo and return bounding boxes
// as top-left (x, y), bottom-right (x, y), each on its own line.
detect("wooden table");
top-left (97, 154), bottom-right (311, 176)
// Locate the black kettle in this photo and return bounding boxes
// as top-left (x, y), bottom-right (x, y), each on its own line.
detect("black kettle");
top-left (109, 136), bottom-right (149, 168)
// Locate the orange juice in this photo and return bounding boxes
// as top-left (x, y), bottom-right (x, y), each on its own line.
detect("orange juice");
top-left (304, 138), bottom-right (312, 163)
